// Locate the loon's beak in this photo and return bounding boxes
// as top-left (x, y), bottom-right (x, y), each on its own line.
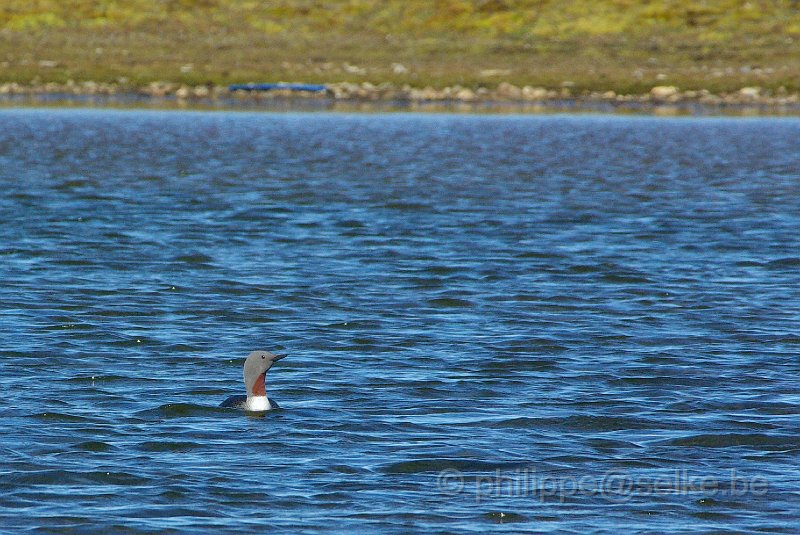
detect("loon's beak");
top-left (273, 354), bottom-right (288, 362)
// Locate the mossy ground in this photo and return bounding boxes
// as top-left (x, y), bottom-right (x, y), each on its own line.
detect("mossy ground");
top-left (2, 1), bottom-right (799, 93)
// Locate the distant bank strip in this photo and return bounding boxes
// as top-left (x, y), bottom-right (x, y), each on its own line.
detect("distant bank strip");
top-left (2, 81), bottom-right (799, 114)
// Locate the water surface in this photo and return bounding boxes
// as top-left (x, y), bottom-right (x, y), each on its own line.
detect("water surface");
top-left (1, 110), bottom-right (799, 532)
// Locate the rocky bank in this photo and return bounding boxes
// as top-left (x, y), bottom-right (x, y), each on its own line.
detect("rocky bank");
top-left (1, 80), bottom-right (799, 109)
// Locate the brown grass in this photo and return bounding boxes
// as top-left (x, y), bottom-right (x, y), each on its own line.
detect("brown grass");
top-left (1, 1), bottom-right (799, 93)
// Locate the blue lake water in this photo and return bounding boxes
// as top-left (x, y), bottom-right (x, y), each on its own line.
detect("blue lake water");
top-left (1, 109), bottom-right (799, 533)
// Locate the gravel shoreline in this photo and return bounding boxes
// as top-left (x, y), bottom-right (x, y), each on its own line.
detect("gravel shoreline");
top-left (2, 80), bottom-right (800, 113)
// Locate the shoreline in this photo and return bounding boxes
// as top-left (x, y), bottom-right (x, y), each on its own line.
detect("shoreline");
top-left (2, 81), bottom-right (800, 116)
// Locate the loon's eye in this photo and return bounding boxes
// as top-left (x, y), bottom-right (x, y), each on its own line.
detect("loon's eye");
top-left (261, 355), bottom-right (266, 359)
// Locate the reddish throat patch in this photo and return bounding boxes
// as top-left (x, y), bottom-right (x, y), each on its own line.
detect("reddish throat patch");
top-left (251, 373), bottom-right (266, 396)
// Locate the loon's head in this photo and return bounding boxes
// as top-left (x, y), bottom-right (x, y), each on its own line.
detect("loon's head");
top-left (243, 350), bottom-right (287, 397)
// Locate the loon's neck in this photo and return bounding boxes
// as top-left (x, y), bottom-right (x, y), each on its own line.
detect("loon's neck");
top-left (248, 372), bottom-right (267, 396)
top-left (244, 371), bottom-right (271, 410)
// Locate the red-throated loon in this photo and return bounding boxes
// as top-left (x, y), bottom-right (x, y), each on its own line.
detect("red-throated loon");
top-left (220, 351), bottom-right (287, 411)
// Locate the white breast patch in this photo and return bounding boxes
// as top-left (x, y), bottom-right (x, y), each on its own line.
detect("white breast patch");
top-left (245, 396), bottom-right (271, 411)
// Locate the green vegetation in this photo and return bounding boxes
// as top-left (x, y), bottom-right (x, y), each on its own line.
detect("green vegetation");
top-left (1, 0), bottom-right (799, 93)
